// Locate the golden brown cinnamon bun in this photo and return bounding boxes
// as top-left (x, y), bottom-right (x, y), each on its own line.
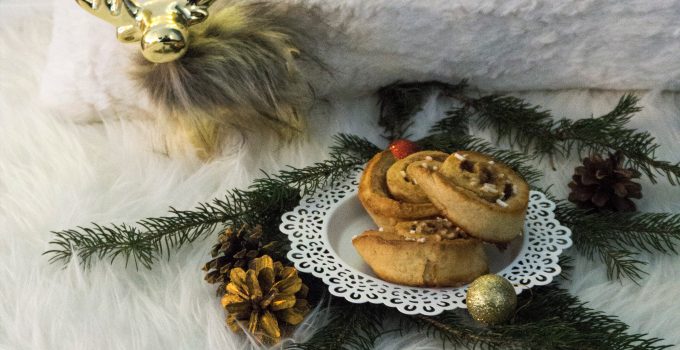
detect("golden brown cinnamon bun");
top-left (352, 218), bottom-right (488, 287)
top-left (385, 151), bottom-right (449, 203)
top-left (407, 151), bottom-right (529, 243)
top-left (358, 151), bottom-right (442, 229)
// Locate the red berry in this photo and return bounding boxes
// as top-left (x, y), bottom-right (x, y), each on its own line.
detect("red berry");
top-left (389, 139), bottom-right (420, 159)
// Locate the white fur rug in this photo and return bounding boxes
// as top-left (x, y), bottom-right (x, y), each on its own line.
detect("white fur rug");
top-left (2, 1), bottom-right (680, 349)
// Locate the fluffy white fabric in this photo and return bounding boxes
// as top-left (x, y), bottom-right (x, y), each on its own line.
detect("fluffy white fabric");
top-left (3, 0), bottom-right (680, 349)
top-left (39, 0), bottom-right (680, 117)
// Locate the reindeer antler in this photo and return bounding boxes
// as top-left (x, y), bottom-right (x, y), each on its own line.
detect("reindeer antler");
top-left (75, 0), bottom-right (214, 62)
top-left (74, 0), bottom-right (139, 25)
top-left (75, 0), bottom-right (143, 42)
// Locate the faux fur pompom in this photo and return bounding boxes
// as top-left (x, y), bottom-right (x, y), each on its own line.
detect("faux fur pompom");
top-left (132, 2), bottom-right (322, 158)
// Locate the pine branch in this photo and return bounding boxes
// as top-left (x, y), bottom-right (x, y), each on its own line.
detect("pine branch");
top-left (377, 80), bottom-right (467, 141)
top-left (558, 255), bottom-right (575, 280)
top-left (404, 283), bottom-right (670, 350)
top-left (286, 303), bottom-right (387, 350)
top-left (45, 136), bottom-right (379, 269)
top-left (428, 104), bottom-right (472, 136)
top-left (329, 134), bottom-right (381, 164)
top-left (419, 105), bottom-right (542, 185)
top-left (45, 189), bottom-right (294, 269)
top-left (290, 258), bottom-right (671, 350)
top-left (515, 284), bottom-right (669, 349)
top-left (555, 203), bottom-right (680, 281)
top-left (463, 94), bottom-right (680, 184)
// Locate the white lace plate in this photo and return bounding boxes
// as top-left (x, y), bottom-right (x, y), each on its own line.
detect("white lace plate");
top-left (280, 170), bottom-right (572, 316)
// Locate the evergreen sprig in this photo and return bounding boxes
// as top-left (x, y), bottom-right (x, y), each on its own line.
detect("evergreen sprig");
top-left (46, 206), bottom-right (226, 270)
top-left (45, 135), bottom-right (377, 270)
top-left (291, 281), bottom-right (670, 350)
top-left (329, 134), bottom-right (381, 164)
top-left (419, 105), bottom-right (542, 185)
top-left (463, 94), bottom-right (680, 184)
top-left (420, 133), bottom-right (543, 185)
top-left (287, 260), bottom-right (670, 350)
top-left (400, 262), bottom-right (669, 350)
top-left (377, 80), bottom-right (467, 141)
top-left (556, 204), bottom-right (680, 280)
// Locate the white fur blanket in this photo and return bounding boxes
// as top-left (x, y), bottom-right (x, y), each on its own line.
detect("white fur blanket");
top-left (2, 0), bottom-right (680, 349)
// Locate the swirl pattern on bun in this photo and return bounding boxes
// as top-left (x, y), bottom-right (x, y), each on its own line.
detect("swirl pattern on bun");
top-left (358, 151), bottom-right (443, 229)
top-left (385, 151), bottom-right (448, 203)
top-left (407, 151), bottom-right (529, 243)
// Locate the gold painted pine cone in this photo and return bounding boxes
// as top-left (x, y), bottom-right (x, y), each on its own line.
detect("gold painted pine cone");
top-left (220, 255), bottom-right (310, 342)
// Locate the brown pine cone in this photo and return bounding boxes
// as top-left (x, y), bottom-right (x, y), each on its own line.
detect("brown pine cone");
top-left (568, 151), bottom-right (642, 212)
top-left (203, 225), bottom-right (273, 295)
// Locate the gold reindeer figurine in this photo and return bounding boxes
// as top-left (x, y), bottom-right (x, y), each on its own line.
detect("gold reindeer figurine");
top-left (75, 0), bottom-right (214, 63)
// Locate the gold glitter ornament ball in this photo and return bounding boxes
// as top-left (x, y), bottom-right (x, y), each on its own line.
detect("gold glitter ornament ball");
top-left (465, 274), bottom-right (517, 325)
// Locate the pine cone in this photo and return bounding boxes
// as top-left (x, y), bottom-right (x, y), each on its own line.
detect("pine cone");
top-left (203, 225), bottom-right (274, 295)
top-left (568, 152), bottom-right (642, 212)
top-left (221, 255), bottom-right (310, 342)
